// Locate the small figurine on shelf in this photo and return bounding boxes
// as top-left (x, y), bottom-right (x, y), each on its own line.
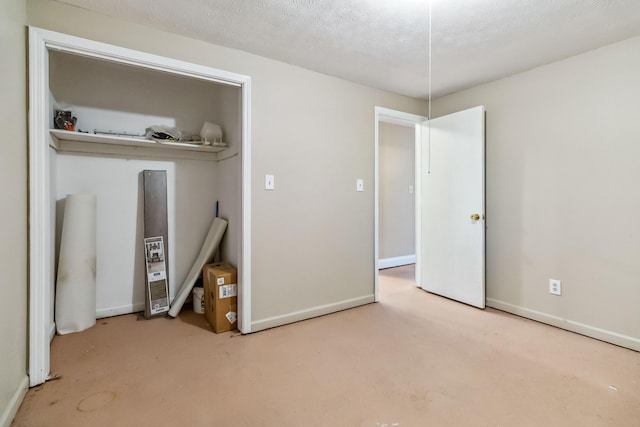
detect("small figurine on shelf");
top-left (54, 109), bottom-right (77, 131)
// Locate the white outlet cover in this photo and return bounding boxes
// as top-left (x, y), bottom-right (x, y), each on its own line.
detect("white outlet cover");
top-left (265, 174), bottom-right (275, 190)
top-left (549, 279), bottom-right (561, 296)
top-left (356, 179), bottom-right (364, 192)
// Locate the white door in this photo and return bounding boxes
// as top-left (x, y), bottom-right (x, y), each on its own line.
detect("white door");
top-left (420, 106), bottom-right (485, 308)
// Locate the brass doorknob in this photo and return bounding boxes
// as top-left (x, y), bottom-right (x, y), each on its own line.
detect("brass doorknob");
top-left (470, 214), bottom-right (480, 221)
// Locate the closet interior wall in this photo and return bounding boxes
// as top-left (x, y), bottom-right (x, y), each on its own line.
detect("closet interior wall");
top-left (48, 50), bottom-right (241, 318)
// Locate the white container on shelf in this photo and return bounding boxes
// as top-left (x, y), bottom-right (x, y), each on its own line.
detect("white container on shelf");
top-left (200, 121), bottom-right (223, 144)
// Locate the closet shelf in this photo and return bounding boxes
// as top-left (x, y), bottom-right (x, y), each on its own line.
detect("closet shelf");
top-left (49, 129), bottom-right (227, 161)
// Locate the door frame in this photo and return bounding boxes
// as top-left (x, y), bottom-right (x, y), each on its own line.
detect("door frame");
top-left (28, 27), bottom-right (253, 386)
top-left (374, 107), bottom-right (427, 301)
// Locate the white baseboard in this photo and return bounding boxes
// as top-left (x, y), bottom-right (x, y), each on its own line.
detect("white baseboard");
top-left (378, 255), bottom-right (416, 269)
top-left (0, 375), bottom-right (28, 427)
top-left (251, 295), bottom-right (375, 332)
top-left (487, 298), bottom-right (640, 352)
top-left (96, 302), bottom-right (145, 319)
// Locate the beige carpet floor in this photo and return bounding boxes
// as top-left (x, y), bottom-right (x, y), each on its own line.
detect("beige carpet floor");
top-left (13, 265), bottom-right (640, 426)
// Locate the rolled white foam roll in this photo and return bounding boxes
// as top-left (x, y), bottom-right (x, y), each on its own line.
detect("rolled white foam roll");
top-left (168, 217), bottom-right (227, 317)
top-left (55, 193), bottom-right (97, 335)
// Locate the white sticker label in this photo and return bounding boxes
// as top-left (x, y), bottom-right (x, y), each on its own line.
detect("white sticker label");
top-left (144, 236), bottom-right (169, 314)
top-left (225, 311), bottom-right (237, 324)
top-left (217, 277), bottom-right (225, 285)
top-left (144, 236), bottom-right (167, 282)
top-left (219, 284), bottom-right (237, 299)
top-left (148, 271), bottom-right (166, 281)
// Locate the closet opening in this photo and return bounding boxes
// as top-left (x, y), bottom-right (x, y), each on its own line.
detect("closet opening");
top-left (28, 27), bottom-right (252, 386)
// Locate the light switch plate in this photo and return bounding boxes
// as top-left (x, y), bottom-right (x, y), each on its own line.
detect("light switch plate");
top-left (265, 174), bottom-right (275, 190)
top-left (356, 179), bottom-right (364, 192)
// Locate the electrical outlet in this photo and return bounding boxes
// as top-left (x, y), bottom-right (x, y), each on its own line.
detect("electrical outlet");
top-left (549, 279), bottom-right (561, 296)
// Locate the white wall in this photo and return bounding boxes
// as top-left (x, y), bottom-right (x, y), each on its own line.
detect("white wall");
top-left (212, 85), bottom-right (242, 266)
top-left (27, 0), bottom-right (427, 331)
top-left (0, 0), bottom-right (29, 425)
top-left (49, 148), bottom-right (57, 335)
top-left (378, 122), bottom-right (415, 261)
top-left (215, 153), bottom-right (241, 267)
top-left (55, 155), bottom-right (218, 316)
top-left (434, 36), bottom-right (640, 350)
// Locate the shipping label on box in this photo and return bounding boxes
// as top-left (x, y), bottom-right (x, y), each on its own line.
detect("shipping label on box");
top-left (219, 284), bottom-right (237, 298)
top-left (225, 311), bottom-right (237, 324)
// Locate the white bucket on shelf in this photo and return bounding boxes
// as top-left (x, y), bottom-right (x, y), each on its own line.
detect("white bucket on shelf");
top-left (192, 287), bottom-right (205, 314)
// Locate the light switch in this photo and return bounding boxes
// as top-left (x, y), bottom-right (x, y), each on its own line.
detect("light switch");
top-left (265, 174), bottom-right (275, 190)
top-left (356, 179), bottom-right (364, 192)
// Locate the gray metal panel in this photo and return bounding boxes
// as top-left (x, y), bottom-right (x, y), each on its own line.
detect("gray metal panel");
top-left (143, 170), bottom-right (170, 318)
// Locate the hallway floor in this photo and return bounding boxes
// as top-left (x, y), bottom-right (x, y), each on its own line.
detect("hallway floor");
top-left (13, 265), bottom-right (640, 426)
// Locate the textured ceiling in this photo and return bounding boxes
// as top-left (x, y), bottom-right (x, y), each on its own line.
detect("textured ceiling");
top-left (55, 0), bottom-right (640, 99)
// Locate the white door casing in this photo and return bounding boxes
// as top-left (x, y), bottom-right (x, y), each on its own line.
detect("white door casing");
top-left (28, 27), bottom-right (252, 386)
top-left (374, 107), bottom-right (427, 301)
top-left (420, 106), bottom-right (485, 308)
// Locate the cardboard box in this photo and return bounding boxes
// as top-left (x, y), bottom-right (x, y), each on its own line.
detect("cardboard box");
top-left (203, 262), bottom-right (238, 333)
